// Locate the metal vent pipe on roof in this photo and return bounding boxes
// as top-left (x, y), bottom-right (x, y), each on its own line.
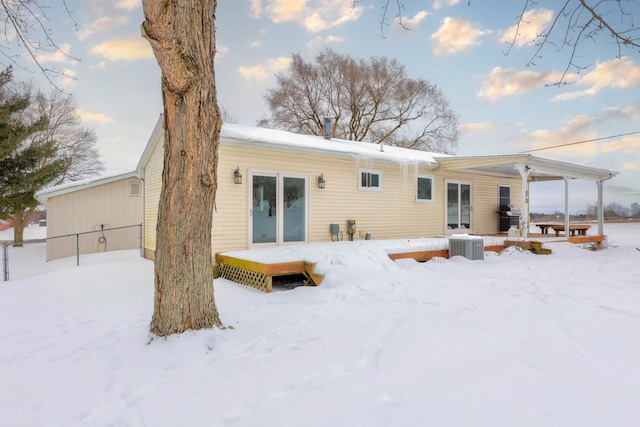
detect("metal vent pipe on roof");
top-left (323, 117), bottom-right (332, 140)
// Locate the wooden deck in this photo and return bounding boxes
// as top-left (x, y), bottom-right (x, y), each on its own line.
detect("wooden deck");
top-left (215, 253), bottom-right (323, 293)
top-left (505, 234), bottom-right (605, 254)
top-left (216, 234), bottom-right (606, 292)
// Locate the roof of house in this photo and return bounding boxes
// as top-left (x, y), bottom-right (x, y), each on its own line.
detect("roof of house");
top-left (35, 171), bottom-right (140, 204)
top-left (137, 115), bottom-right (618, 183)
top-left (136, 115), bottom-right (444, 176)
top-left (435, 154), bottom-right (618, 182)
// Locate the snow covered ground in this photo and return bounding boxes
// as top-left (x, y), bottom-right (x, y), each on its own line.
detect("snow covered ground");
top-left (0, 223), bottom-right (47, 242)
top-left (1, 223), bottom-right (639, 426)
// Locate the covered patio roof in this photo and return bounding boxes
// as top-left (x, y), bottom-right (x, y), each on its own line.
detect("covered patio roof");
top-left (433, 154), bottom-right (619, 238)
top-left (433, 154), bottom-right (617, 182)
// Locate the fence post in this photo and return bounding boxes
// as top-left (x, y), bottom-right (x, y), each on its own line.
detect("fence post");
top-left (76, 233), bottom-right (80, 266)
top-left (2, 243), bottom-right (8, 281)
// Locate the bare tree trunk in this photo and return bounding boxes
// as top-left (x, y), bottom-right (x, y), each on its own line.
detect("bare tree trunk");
top-left (141, 0), bottom-right (222, 336)
top-left (12, 211), bottom-right (25, 247)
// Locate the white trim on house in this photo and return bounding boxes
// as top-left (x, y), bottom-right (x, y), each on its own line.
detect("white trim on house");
top-left (35, 171), bottom-right (140, 204)
top-left (435, 154), bottom-right (617, 182)
top-left (444, 179), bottom-right (473, 235)
top-left (358, 168), bottom-right (383, 192)
top-left (416, 174), bottom-right (435, 203)
top-left (136, 114), bottom-right (164, 177)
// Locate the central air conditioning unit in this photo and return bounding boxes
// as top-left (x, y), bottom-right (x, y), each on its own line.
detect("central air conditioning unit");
top-left (449, 236), bottom-right (484, 260)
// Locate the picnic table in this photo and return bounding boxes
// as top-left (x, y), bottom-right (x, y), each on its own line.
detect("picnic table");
top-left (535, 223), bottom-right (555, 234)
top-left (550, 224), bottom-right (591, 237)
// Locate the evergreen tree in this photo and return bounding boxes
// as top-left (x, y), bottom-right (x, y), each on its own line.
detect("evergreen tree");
top-left (0, 68), bottom-right (66, 246)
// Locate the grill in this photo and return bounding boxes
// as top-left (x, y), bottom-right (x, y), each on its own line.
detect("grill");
top-left (497, 204), bottom-right (520, 233)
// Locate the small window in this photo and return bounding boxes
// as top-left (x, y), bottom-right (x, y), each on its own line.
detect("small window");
top-left (358, 169), bottom-right (382, 191)
top-left (417, 175), bottom-right (434, 202)
top-left (130, 182), bottom-right (141, 196)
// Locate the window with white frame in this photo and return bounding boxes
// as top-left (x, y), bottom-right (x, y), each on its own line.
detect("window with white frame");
top-left (358, 168), bottom-right (382, 191)
top-left (416, 175), bottom-right (434, 202)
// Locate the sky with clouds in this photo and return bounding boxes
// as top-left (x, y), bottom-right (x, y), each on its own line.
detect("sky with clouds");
top-left (4, 0), bottom-right (640, 213)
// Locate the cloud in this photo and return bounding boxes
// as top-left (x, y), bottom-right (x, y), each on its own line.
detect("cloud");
top-left (394, 10), bottom-right (430, 28)
top-left (518, 115), bottom-right (601, 159)
top-left (499, 9), bottom-right (553, 48)
top-left (515, 108), bottom-right (640, 161)
top-left (254, 0), bottom-right (363, 33)
top-left (552, 57), bottom-right (640, 101)
top-left (59, 69), bottom-right (76, 88)
top-left (79, 16), bottom-right (129, 40)
top-left (35, 43), bottom-right (74, 64)
top-left (601, 135), bottom-right (640, 153)
top-left (249, 40), bottom-right (263, 48)
top-left (601, 105), bottom-right (639, 122)
top-left (431, 17), bottom-right (488, 55)
top-left (268, 0), bottom-right (306, 23)
top-left (250, 0), bottom-right (263, 18)
top-left (307, 34), bottom-right (345, 51)
top-left (433, 0), bottom-right (461, 9)
top-left (217, 44), bottom-right (229, 59)
top-left (115, 0), bottom-right (139, 10)
top-left (620, 161), bottom-right (640, 171)
top-left (90, 37), bottom-right (154, 61)
top-left (78, 109), bottom-right (116, 124)
top-left (478, 67), bottom-right (568, 101)
top-left (238, 57), bottom-right (292, 83)
top-left (459, 122), bottom-right (498, 134)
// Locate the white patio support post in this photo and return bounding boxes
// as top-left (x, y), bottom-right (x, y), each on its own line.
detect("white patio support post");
top-left (517, 166), bottom-right (530, 239)
top-left (564, 176), bottom-right (571, 237)
top-left (597, 179), bottom-right (604, 236)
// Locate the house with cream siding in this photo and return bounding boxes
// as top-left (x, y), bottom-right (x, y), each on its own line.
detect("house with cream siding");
top-left (35, 172), bottom-right (143, 261)
top-left (138, 116), bottom-right (617, 262)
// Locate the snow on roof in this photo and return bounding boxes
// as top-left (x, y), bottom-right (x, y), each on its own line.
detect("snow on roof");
top-left (35, 171), bottom-right (139, 204)
top-left (139, 117), bottom-right (617, 183)
top-left (220, 123), bottom-right (444, 166)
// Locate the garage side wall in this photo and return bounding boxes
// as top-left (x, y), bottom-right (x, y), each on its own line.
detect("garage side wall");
top-left (46, 178), bottom-right (143, 261)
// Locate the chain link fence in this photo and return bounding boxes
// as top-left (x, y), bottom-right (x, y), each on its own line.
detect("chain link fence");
top-left (2, 224), bottom-right (142, 281)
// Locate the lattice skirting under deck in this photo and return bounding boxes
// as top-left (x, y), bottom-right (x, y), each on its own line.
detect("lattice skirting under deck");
top-left (218, 263), bottom-right (272, 293)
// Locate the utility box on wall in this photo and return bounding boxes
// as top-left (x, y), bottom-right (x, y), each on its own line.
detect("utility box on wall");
top-left (449, 236), bottom-right (484, 260)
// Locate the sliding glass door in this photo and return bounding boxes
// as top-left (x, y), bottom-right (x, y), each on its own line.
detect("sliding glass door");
top-left (446, 181), bottom-right (472, 233)
top-left (250, 172), bottom-right (308, 246)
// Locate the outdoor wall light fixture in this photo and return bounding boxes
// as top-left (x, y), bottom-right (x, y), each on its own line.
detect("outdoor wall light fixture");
top-left (233, 167), bottom-right (242, 185)
top-left (317, 173), bottom-right (326, 189)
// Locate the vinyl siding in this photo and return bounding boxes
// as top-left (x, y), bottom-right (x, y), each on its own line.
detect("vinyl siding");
top-left (142, 138), bottom-right (523, 259)
top-left (45, 178), bottom-right (142, 260)
top-left (142, 130), bottom-right (164, 259)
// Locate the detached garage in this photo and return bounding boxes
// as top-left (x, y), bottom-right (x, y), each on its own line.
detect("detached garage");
top-left (35, 172), bottom-right (143, 261)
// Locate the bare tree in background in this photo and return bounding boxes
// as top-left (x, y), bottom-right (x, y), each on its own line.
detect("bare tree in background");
top-left (142, 0), bottom-right (223, 337)
top-left (604, 201), bottom-right (631, 218)
top-left (259, 49), bottom-right (459, 154)
top-left (0, 1), bottom-right (78, 86)
top-left (1, 69), bottom-right (101, 245)
top-left (27, 89), bottom-right (104, 184)
top-left (376, 0), bottom-right (640, 83)
top-left (220, 106), bottom-right (238, 123)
